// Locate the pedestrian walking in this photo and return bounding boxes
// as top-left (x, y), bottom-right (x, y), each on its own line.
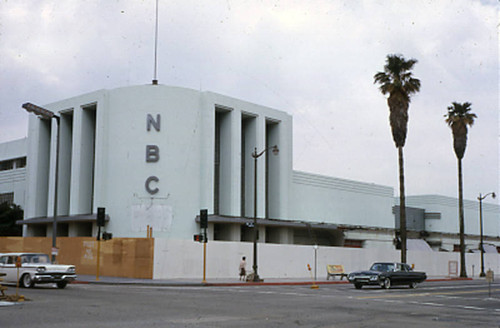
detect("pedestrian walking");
top-left (239, 256), bottom-right (246, 281)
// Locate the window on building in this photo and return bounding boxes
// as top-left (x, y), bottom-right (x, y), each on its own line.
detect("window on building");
top-left (14, 157), bottom-right (26, 168)
top-left (0, 160), bottom-right (13, 171)
top-left (0, 157), bottom-right (26, 171)
top-left (0, 192), bottom-right (14, 205)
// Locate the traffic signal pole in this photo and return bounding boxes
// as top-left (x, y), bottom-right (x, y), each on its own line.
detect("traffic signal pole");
top-left (96, 207), bottom-right (106, 281)
top-left (96, 224), bottom-right (101, 281)
top-left (200, 209), bottom-right (208, 284)
top-left (202, 239), bottom-right (207, 284)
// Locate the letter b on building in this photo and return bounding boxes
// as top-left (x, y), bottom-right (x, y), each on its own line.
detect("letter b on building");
top-left (146, 145), bottom-right (160, 163)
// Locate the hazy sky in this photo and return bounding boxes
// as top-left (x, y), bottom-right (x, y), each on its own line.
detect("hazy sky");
top-left (0, 0), bottom-right (498, 204)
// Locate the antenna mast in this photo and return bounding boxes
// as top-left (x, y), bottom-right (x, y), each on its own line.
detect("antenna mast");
top-left (152, 0), bottom-right (159, 85)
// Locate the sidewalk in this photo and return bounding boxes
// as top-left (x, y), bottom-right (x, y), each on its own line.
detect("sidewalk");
top-left (74, 275), bottom-right (473, 287)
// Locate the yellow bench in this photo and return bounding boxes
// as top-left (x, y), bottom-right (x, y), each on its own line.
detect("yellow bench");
top-left (326, 265), bottom-right (348, 280)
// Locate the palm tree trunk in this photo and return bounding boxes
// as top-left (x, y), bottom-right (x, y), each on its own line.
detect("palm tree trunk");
top-left (398, 146), bottom-right (407, 264)
top-left (458, 158), bottom-right (467, 277)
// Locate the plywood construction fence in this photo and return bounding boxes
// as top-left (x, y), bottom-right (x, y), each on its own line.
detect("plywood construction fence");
top-left (0, 237), bottom-right (154, 279)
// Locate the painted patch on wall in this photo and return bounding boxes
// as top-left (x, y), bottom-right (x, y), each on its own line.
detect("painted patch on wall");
top-left (131, 204), bottom-right (173, 232)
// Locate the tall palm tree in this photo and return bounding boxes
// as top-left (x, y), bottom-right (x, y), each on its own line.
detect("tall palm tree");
top-left (374, 54), bottom-right (421, 264)
top-left (445, 102), bottom-right (476, 278)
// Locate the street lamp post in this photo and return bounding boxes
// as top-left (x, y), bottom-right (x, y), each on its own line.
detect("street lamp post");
top-left (251, 145), bottom-right (279, 282)
top-left (22, 103), bottom-right (60, 263)
top-left (478, 192), bottom-right (496, 277)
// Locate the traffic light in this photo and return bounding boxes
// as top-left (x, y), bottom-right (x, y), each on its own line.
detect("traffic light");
top-left (194, 233), bottom-right (208, 243)
top-left (102, 232), bottom-right (113, 241)
top-left (200, 209), bottom-right (208, 229)
top-left (97, 207), bottom-right (106, 227)
top-left (393, 237), bottom-right (401, 250)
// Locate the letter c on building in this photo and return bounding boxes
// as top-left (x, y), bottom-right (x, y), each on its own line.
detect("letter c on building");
top-left (145, 176), bottom-right (159, 195)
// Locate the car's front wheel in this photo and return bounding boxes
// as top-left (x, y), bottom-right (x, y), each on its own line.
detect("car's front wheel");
top-left (354, 283), bottom-right (362, 289)
top-left (409, 281), bottom-right (418, 289)
top-left (21, 273), bottom-right (34, 288)
top-left (56, 281), bottom-right (67, 289)
top-left (381, 278), bottom-right (391, 289)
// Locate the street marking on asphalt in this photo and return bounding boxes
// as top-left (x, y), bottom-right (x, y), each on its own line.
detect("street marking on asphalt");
top-left (420, 302), bottom-right (445, 307)
top-left (436, 294), bottom-right (500, 302)
top-left (356, 288), bottom-right (500, 299)
top-left (400, 300), bottom-right (496, 313)
top-left (460, 306), bottom-right (486, 311)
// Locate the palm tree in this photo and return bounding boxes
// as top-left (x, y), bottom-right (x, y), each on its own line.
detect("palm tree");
top-left (445, 102), bottom-right (476, 278)
top-left (374, 54), bottom-right (421, 264)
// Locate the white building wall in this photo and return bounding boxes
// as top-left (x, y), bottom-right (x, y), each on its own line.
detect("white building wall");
top-left (102, 86), bottom-right (204, 238)
top-left (405, 195), bottom-right (500, 237)
top-left (290, 171), bottom-right (394, 228)
top-left (154, 238), bottom-right (500, 279)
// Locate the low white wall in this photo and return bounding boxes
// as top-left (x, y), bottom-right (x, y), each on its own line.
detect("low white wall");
top-left (153, 238), bottom-right (500, 280)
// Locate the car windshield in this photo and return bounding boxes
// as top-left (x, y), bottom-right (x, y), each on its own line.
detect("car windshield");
top-left (370, 263), bottom-right (395, 272)
top-left (21, 254), bottom-right (50, 264)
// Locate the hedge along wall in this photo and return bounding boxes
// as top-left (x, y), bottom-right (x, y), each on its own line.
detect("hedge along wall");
top-left (0, 237), bottom-right (154, 279)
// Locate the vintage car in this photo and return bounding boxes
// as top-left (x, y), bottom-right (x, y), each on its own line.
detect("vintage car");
top-left (0, 253), bottom-right (77, 289)
top-left (347, 262), bottom-right (426, 289)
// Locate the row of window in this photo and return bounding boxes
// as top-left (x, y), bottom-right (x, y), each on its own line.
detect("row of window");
top-left (0, 157), bottom-right (26, 171)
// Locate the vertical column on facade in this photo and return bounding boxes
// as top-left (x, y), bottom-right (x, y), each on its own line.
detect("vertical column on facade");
top-left (69, 104), bottom-right (96, 215)
top-left (25, 116), bottom-right (52, 236)
top-left (229, 110), bottom-right (242, 216)
top-left (46, 118), bottom-right (58, 219)
top-left (278, 116), bottom-right (292, 221)
top-left (241, 114), bottom-right (257, 217)
top-left (199, 96), bottom-right (215, 214)
top-left (255, 115), bottom-right (266, 219)
top-left (46, 115), bottom-right (63, 237)
top-left (265, 120), bottom-right (280, 219)
top-left (90, 99), bottom-right (105, 237)
top-left (58, 111), bottom-right (74, 216)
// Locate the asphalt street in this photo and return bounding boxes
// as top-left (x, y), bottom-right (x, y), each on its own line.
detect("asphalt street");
top-left (1, 280), bottom-right (499, 327)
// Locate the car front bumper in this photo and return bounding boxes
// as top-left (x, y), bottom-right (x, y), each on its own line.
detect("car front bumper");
top-left (33, 273), bottom-right (77, 283)
top-left (348, 275), bottom-right (381, 285)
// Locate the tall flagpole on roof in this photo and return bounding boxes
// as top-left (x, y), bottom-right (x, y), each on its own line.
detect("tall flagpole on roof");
top-left (152, 0), bottom-right (159, 85)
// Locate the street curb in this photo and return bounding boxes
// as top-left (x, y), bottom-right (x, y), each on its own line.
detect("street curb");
top-left (71, 277), bottom-right (473, 287)
top-left (203, 280), bottom-right (350, 287)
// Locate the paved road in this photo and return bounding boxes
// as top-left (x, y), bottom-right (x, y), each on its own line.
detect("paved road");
top-left (1, 280), bottom-right (499, 327)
